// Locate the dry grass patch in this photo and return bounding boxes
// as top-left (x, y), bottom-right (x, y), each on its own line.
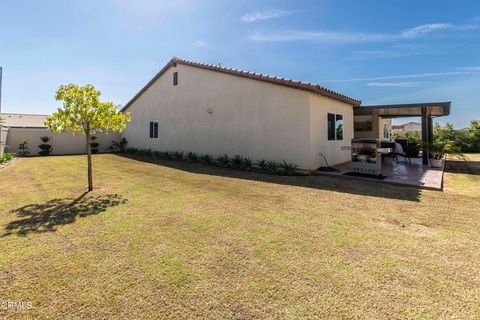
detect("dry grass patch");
top-left (0, 154), bottom-right (479, 319)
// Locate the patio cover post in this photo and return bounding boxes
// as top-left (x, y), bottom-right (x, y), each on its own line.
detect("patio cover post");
top-left (428, 116), bottom-right (433, 145)
top-left (421, 107), bottom-right (429, 165)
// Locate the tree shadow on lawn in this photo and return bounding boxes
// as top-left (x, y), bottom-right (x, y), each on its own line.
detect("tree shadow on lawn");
top-left (3, 193), bottom-right (127, 237)
top-left (117, 154), bottom-right (422, 202)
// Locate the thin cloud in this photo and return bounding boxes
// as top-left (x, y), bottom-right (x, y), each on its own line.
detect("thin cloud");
top-left (324, 69), bottom-right (480, 83)
top-left (192, 40), bottom-right (207, 47)
top-left (367, 82), bottom-right (429, 87)
top-left (453, 23), bottom-right (480, 30)
top-left (241, 9), bottom-right (292, 23)
top-left (349, 44), bottom-right (439, 60)
top-left (400, 23), bottom-right (453, 38)
top-left (456, 66), bottom-right (480, 72)
top-left (250, 30), bottom-right (390, 43)
top-left (250, 22), bottom-right (455, 43)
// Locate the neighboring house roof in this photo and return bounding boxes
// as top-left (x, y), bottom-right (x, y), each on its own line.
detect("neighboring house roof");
top-left (392, 122), bottom-right (422, 132)
top-left (121, 57), bottom-right (361, 112)
top-left (0, 113), bottom-right (48, 128)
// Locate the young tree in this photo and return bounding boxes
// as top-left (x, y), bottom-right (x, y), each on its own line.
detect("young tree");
top-left (46, 84), bottom-right (131, 191)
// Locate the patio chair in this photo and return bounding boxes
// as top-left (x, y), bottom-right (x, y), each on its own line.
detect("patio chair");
top-left (395, 139), bottom-right (419, 164)
top-left (395, 139), bottom-right (408, 151)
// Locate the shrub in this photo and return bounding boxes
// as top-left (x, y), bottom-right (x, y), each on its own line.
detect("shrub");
top-left (173, 151), bottom-right (184, 160)
top-left (18, 139), bottom-right (30, 156)
top-left (256, 159), bottom-right (267, 171)
top-left (4, 152), bottom-right (13, 162)
top-left (265, 160), bottom-right (281, 175)
top-left (187, 151), bottom-right (199, 162)
top-left (162, 151), bottom-right (172, 159)
top-left (125, 147), bottom-right (138, 154)
top-left (279, 160), bottom-right (298, 175)
top-left (137, 148), bottom-right (153, 157)
top-left (200, 154), bottom-right (213, 164)
top-left (0, 152), bottom-right (14, 164)
top-left (230, 155), bottom-right (243, 168)
top-left (217, 154), bottom-right (230, 166)
top-left (90, 136), bottom-right (99, 154)
top-left (242, 157), bottom-right (252, 170)
top-left (111, 138), bottom-right (128, 153)
top-left (38, 136), bottom-right (52, 156)
top-left (153, 151), bottom-right (163, 159)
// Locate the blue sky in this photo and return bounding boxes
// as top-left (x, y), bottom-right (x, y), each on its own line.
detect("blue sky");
top-left (0, 0), bottom-right (479, 127)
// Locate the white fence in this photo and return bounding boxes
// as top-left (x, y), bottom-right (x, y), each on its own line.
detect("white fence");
top-left (4, 128), bottom-right (121, 155)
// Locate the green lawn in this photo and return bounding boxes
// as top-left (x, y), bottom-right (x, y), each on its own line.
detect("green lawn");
top-left (0, 154), bottom-right (479, 319)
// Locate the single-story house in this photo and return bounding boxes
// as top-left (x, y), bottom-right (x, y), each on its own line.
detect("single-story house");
top-left (391, 121), bottom-right (422, 133)
top-left (0, 113), bottom-right (119, 155)
top-left (121, 57), bottom-right (363, 170)
top-left (121, 57), bottom-right (450, 169)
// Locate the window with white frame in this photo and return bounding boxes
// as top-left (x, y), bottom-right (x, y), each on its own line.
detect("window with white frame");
top-left (328, 113), bottom-right (343, 141)
top-left (149, 121), bottom-right (158, 138)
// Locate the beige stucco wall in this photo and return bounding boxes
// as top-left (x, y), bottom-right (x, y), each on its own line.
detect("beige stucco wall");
top-left (309, 94), bottom-right (354, 168)
top-left (5, 128), bottom-right (120, 155)
top-left (124, 64), bottom-right (316, 168)
top-left (354, 115), bottom-right (392, 140)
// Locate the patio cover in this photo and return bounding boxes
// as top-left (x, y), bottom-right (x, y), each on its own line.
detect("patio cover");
top-left (354, 102), bottom-right (451, 165)
top-left (354, 102), bottom-right (450, 118)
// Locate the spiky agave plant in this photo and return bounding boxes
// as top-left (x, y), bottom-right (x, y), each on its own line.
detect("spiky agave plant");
top-left (217, 154), bottom-right (230, 166)
top-left (242, 157), bottom-right (252, 170)
top-left (173, 151), bottom-right (184, 160)
top-left (256, 159), bottom-right (267, 171)
top-left (187, 151), bottom-right (199, 162)
top-left (200, 154), bottom-right (213, 164)
top-left (279, 160), bottom-right (298, 175)
top-left (265, 160), bottom-right (281, 175)
top-left (231, 155), bottom-right (243, 168)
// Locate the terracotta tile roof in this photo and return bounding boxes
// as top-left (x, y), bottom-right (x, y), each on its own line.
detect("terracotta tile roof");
top-left (121, 57), bottom-right (361, 112)
top-left (0, 113), bottom-right (49, 128)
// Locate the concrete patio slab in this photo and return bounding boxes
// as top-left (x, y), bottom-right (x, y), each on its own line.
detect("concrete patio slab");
top-left (312, 157), bottom-right (444, 190)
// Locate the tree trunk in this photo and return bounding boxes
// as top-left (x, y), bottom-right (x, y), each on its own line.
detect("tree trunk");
top-left (86, 129), bottom-right (93, 192)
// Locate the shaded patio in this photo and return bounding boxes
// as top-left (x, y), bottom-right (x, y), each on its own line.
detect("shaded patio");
top-left (313, 157), bottom-right (445, 190)
top-left (354, 101), bottom-right (451, 165)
